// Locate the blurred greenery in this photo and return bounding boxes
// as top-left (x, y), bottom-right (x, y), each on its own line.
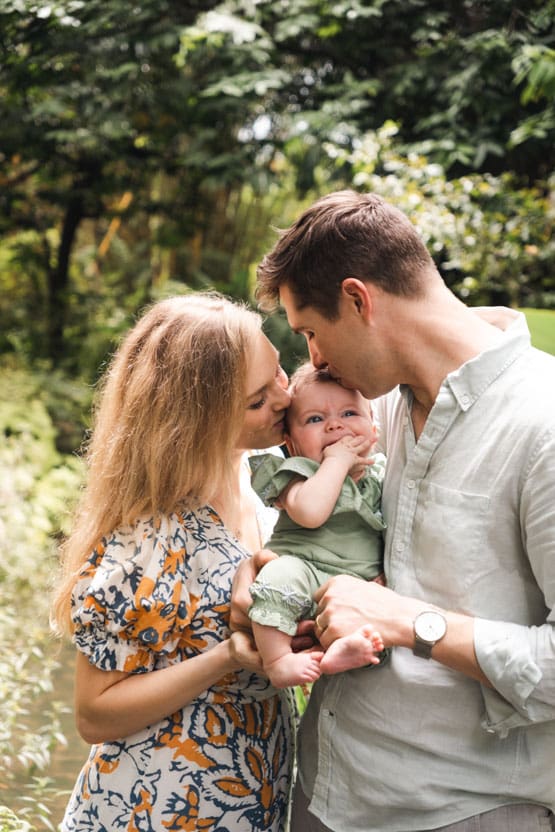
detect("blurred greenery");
top-left (523, 308), bottom-right (555, 354)
top-left (0, 0), bottom-right (553, 377)
top-left (0, 367), bottom-right (84, 830)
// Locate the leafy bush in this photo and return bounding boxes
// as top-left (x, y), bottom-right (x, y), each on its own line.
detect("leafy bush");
top-left (0, 367), bottom-right (83, 830)
top-left (321, 122), bottom-right (555, 309)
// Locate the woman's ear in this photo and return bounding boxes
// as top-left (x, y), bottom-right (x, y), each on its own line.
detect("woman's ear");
top-left (341, 278), bottom-right (373, 319)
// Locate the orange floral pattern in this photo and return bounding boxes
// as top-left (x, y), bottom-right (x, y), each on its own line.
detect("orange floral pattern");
top-left (62, 506), bottom-right (294, 831)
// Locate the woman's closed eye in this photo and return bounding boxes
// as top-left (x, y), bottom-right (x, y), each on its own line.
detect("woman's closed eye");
top-left (248, 396), bottom-right (266, 411)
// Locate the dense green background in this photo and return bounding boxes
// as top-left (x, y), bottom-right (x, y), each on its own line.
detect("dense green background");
top-left (1, 0), bottom-right (554, 377)
top-left (1, 2), bottom-right (554, 829)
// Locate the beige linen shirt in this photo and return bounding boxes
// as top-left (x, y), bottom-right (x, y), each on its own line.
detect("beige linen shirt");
top-left (297, 313), bottom-right (555, 831)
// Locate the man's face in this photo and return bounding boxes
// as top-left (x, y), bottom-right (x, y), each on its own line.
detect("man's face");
top-left (279, 283), bottom-right (375, 397)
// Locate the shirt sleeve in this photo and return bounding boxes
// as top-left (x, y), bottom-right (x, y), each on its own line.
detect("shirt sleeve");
top-left (474, 425), bottom-right (555, 738)
top-left (71, 514), bottom-right (192, 674)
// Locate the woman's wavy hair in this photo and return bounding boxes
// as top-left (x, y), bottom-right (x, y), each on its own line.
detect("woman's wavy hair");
top-left (51, 293), bottom-right (261, 634)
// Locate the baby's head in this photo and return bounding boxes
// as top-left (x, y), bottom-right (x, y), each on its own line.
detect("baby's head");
top-left (285, 363), bottom-right (377, 463)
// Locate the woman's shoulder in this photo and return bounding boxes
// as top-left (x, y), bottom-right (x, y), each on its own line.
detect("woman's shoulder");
top-left (81, 504), bottom-right (223, 578)
top-left (71, 504), bottom-right (227, 673)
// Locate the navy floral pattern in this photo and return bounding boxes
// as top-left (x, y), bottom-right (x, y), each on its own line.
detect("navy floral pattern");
top-left (62, 505), bottom-right (294, 832)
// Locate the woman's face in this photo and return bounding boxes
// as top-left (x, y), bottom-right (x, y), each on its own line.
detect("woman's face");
top-left (236, 332), bottom-right (291, 450)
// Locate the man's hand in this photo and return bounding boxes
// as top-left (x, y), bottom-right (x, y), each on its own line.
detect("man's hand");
top-left (230, 548), bottom-right (278, 632)
top-left (292, 619), bottom-right (320, 653)
top-left (313, 574), bottom-right (410, 650)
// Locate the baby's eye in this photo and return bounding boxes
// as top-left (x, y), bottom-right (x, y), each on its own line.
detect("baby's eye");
top-left (343, 410), bottom-right (358, 417)
top-left (306, 415), bottom-right (323, 424)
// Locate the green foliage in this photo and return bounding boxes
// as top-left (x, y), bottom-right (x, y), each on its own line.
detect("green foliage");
top-left (523, 308), bottom-right (555, 354)
top-left (0, 366), bottom-right (83, 829)
top-left (181, 0), bottom-right (554, 185)
top-left (0, 0), bottom-right (240, 363)
top-left (0, 806), bottom-right (32, 832)
top-left (315, 123), bottom-right (555, 309)
top-left (510, 44), bottom-right (555, 147)
top-left (0, 0), bottom-right (554, 373)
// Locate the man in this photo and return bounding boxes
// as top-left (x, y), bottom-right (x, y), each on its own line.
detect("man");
top-left (253, 191), bottom-right (555, 831)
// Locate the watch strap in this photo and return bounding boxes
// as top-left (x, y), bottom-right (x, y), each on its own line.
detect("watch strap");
top-left (413, 634), bottom-right (434, 659)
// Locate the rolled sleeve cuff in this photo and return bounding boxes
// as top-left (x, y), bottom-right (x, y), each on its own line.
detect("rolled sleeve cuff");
top-left (474, 617), bottom-right (542, 738)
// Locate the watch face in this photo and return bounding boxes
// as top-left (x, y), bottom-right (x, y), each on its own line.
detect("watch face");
top-left (415, 611), bottom-right (447, 643)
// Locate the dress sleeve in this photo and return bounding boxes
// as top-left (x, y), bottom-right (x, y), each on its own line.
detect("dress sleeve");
top-left (71, 514), bottom-right (191, 674)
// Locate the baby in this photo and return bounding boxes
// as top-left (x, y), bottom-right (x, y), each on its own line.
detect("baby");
top-left (248, 363), bottom-right (386, 688)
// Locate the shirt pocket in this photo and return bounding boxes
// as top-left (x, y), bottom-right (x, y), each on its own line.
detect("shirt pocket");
top-left (412, 481), bottom-right (490, 608)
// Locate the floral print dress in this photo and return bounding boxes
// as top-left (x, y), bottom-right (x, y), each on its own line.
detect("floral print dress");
top-left (61, 504), bottom-right (294, 832)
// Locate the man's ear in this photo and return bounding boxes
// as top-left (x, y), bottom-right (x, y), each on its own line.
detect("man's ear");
top-left (341, 278), bottom-right (373, 319)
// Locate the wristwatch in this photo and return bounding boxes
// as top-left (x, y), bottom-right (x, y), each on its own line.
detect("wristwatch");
top-left (413, 609), bottom-right (447, 659)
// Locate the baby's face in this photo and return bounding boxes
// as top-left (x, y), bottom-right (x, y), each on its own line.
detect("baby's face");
top-left (285, 381), bottom-right (377, 463)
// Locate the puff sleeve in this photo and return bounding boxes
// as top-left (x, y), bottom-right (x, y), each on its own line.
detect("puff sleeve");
top-left (71, 514), bottom-right (191, 674)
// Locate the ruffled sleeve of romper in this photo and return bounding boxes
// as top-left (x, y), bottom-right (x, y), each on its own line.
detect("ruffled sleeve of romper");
top-left (250, 451), bottom-right (387, 532)
top-left (71, 513), bottom-right (191, 674)
top-left (249, 452), bottom-right (321, 506)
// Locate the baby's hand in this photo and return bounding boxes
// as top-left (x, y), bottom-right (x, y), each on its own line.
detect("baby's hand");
top-left (323, 435), bottom-right (373, 476)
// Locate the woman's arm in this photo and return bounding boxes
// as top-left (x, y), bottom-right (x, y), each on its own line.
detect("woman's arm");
top-left (74, 630), bottom-right (262, 744)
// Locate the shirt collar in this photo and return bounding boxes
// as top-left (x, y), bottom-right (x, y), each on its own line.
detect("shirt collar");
top-left (446, 312), bottom-right (531, 411)
top-left (399, 311), bottom-right (532, 413)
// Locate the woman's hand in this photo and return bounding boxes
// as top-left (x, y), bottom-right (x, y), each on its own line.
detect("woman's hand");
top-left (230, 548), bottom-right (279, 631)
top-left (228, 630), bottom-right (265, 675)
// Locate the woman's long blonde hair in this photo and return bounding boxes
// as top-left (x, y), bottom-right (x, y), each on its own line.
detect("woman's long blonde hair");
top-left (51, 293), bottom-right (261, 635)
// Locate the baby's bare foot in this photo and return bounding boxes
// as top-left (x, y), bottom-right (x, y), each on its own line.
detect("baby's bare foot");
top-left (320, 626), bottom-right (384, 675)
top-left (265, 651), bottom-right (324, 689)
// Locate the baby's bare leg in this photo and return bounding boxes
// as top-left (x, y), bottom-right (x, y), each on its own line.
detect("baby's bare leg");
top-left (253, 622), bottom-right (323, 688)
top-left (319, 626), bottom-right (385, 675)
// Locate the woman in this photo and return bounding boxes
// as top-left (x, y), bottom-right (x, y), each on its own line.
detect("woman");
top-left (50, 293), bottom-right (294, 831)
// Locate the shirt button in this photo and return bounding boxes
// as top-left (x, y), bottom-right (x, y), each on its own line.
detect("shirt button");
top-left (395, 541), bottom-right (405, 553)
top-left (407, 479), bottom-right (416, 489)
top-left (461, 394), bottom-right (470, 406)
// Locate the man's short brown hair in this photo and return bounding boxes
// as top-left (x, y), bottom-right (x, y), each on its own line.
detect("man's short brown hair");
top-left (256, 190), bottom-right (435, 319)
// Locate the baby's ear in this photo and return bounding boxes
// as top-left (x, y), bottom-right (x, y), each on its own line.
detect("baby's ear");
top-left (284, 434), bottom-right (296, 456)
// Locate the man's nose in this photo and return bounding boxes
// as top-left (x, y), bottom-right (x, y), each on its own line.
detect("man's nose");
top-left (308, 342), bottom-right (326, 370)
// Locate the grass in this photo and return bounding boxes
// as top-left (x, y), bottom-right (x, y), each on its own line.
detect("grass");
top-left (521, 308), bottom-right (555, 355)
